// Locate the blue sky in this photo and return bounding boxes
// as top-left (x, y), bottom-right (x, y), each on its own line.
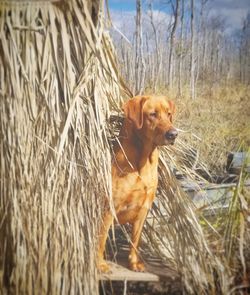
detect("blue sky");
top-left (108, 0), bottom-right (250, 33)
top-left (109, 0), bottom-right (135, 11)
top-left (109, 0), bottom-right (169, 12)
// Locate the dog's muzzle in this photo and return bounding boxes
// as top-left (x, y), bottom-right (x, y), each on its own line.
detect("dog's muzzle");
top-left (165, 128), bottom-right (178, 142)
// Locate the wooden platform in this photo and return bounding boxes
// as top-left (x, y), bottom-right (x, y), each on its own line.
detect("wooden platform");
top-left (98, 250), bottom-right (181, 294)
top-left (99, 259), bottom-right (181, 295)
top-left (98, 227), bottom-right (180, 288)
top-left (99, 254), bottom-right (179, 282)
top-left (97, 225), bottom-right (183, 295)
top-left (99, 262), bottom-right (160, 282)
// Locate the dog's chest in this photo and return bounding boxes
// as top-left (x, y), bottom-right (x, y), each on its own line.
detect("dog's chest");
top-left (112, 155), bottom-right (158, 212)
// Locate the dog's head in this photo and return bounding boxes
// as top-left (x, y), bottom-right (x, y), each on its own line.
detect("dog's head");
top-left (123, 95), bottom-right (178, 146)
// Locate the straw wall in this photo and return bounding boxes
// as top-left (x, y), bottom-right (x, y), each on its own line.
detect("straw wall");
top-left (0, 0), bottom-right (122, 294)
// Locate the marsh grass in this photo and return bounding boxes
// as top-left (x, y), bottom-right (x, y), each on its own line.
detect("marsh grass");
top-left (175, 83), bottom-right (250, 175)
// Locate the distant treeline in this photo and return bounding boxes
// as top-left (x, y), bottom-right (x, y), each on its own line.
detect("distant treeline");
top-left (110, 0), bottom-right (250, 98)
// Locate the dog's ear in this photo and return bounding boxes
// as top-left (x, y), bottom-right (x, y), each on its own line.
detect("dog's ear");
top-left (123, 96), bottom-right (147, 129)
top-left (167, 100), bottom-right (176, 122)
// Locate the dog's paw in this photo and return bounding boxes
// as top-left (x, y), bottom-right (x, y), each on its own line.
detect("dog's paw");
top-left (97, 261), bottom-right (111, 273)
top-left (129, 261), bottom-right (145, 272)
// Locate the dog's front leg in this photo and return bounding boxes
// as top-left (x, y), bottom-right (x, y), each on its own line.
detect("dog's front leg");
top-left (129, 207), bottom-right (148, 272)
top-left (97, 211), bottom-right (113, 272)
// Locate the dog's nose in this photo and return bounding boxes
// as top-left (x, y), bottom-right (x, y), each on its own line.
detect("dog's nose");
top-left (165, 128), bottom-right (178, 140)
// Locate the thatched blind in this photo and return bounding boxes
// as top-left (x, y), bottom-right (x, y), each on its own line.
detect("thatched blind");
top-left (0, 0), bottom-right (122, 294)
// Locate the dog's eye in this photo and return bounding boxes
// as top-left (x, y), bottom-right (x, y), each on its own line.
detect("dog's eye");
top-left (168, 112), bottom-right (172, 117)
top-left (149, 112), bottom-right (157, 118)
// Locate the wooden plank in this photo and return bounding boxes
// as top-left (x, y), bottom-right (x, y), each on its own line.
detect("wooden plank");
top-left (98, 227), bottom-right (180, 285)
top-left (99, 262), bottom-right (160, 282)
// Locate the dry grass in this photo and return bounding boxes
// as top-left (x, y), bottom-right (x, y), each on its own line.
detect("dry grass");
top-left (175, 83), bottom-right (250, 174)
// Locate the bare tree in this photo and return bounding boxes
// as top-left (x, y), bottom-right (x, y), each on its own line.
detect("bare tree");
top-left (195, 0), bottom-right (208, 89)
top-left (110, 0), bottom-right (247, 94)
top-left (149, 1), bottom-right (161, 91)
top-left (135, 0), bottom-right (146, 94)
top-left (178, 0), bottom-right (185, 95)
top-left (190, 0), bottom-right (195, 99)
top-left (168, 0), bottom-right (180, 88)
top-left (240, 13), bottom-right (250, 84)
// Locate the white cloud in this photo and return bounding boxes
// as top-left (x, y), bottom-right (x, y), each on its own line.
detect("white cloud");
top-left (144, 9), bottom-right (173, 39)
top-left (110, 1), bottom-right (249, 39)
top-left (110, 9), bottom-right (172, 41)
top-left (209, 0), bottom-right (249, 33)
top-left (110, 10), bottom-right (136, 40)
top-left (145, 9), bottom-right (172, 27)
top-left (110, 10), bottom-right (135, 30)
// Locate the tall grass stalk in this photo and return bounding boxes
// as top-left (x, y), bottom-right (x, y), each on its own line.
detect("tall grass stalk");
top-left (223, 148), bottom-right (250, 289)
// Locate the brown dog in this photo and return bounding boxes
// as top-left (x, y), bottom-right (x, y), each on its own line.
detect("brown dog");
top-left (97, 95), bottom-right (177, 272)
